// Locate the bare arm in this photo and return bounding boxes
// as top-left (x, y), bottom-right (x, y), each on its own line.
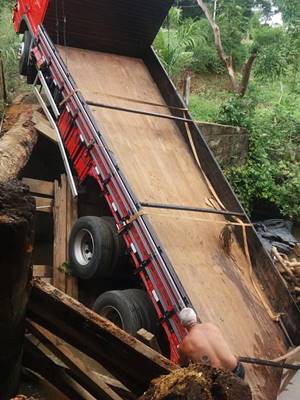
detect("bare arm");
top-left (178, 344), bottom-right (189, 367)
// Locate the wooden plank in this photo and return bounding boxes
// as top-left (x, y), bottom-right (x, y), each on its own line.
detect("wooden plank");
top-left (66, 174), bottom-right (78, 299)
top-left (32, 111), bottom-right (58, 143)
top-left (33, 265), bottom-right (52, 278)
top-left (24, 336), bottom-right (95, 400)
top-left (28, 279), bottom-right (176, 395)
top-left (28, 320), bottom-right (125, 400)
top-left (92, 373), bottom-right (136, 400)
top-left (137, 329), bottom-right (161, 354)
top-left (35, 196), bottom-right (53, 213)
top-left (23, 177), bottom-right (54, 197)
top-left (53, 176), bottom-right (67, 292)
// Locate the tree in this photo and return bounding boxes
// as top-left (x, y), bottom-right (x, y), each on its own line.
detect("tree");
top-left (195, 0), bottom-right (257, 96)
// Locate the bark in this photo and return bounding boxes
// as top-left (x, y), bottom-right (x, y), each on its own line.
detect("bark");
top-left (0, 181), bottom-right (35, 399)
top-left (0, 97), bottom-right (38, 182)
top-left (196, 0), bottom-right (256, 97)
top-left (239, 53), bottom-right (257, 97)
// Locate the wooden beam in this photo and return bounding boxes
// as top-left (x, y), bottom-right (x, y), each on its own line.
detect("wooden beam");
top-left (66, 175), bottom-right (78, 298)
top-left (92, 373), bottom-right (136, 400)
top-left (27, 320), bottom-right (125, 400)
top-left (24, 336), bottom-right (95, 400)
top-left (32, 111), bottom-right (58, 144)
top-left (28, 279), bottom-right (177, 395)
top-left (53, 176), bottom-right (68, 291)
top-left (137, 329), bottom-right (162, 354)
top-left (33, 265), bottom-right (52, 278)
top-left (23, 177), bottom-right (54, 197)
top-left (53, 175), bottom-right (78, 297)
top-left (35, 196), bottom-right (53, 213)
top-left (0, 181), bottom-right (35, 398)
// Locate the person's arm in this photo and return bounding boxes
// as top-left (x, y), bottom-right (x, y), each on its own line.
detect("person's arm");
top-left (178, 344), bottom-right (189, 367)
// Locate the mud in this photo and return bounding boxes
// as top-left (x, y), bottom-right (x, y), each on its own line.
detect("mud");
top-left (140, 364), bottom-right (252, 400)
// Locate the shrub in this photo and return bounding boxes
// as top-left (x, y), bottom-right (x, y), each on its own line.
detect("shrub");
top-left (225, 102), bottom-right (300, 221)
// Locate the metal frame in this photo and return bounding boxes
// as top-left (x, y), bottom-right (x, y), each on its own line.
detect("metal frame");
top-left (33, 77), bottom-right (78, 197)
top-left (35, 26), bottom-right (192, 361)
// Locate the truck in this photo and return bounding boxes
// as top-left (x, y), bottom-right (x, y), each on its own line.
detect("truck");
top-left (13, 1), bottom-right (300, 398)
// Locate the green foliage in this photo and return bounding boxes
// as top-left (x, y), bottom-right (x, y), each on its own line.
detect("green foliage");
top-left (0, 1), bottom-right (24, 104)
top-left (225, 96), bottom-right (300, 221)
top-left (217, 95), bottom-right (256, 127)
top-left (189, 19), bottom-right (223, 73)
top-left (154, 8), bottom-right (196, 80)
top-left (189, 94), bottom-right (221, 122)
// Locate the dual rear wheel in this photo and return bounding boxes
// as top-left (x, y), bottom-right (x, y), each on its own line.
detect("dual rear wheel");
top-left (69, 216), bottom-right (158, 336)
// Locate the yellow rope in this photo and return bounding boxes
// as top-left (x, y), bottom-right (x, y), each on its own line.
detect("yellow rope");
top-left (234, 217), bottom-right (284, 322)
top-left (183, 110), bottom-right (282, 322)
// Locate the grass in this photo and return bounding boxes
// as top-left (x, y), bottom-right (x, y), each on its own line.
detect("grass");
top-left (0, 2), bottom-right (27, 111)
top-left (188, 72), bottom-right (300, 124)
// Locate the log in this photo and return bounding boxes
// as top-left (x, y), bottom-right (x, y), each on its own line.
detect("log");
top-left (28, 279), bottom-right (176, 395)
top-left (0, 181), bottom-right (35, 399)
top-left (0, 97), bottom-right (38, 183)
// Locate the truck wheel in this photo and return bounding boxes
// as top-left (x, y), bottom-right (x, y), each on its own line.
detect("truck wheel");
top-left (69, 216), bottom-right (114, 279)
top-left (19, 31), bottom-right (32, 76)
top-left (101, 216), bottom-right (126, 274)
top-left (93, 289), bottom-right (158, 336)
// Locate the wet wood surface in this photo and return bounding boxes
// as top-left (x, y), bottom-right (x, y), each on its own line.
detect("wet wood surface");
top-left (0, 181), bottom-right (35, 399)
top-left (59, 46), bottom-right (287, 399)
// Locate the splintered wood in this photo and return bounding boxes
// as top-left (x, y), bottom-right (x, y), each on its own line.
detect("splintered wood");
top-left (53, 174), bottom-right (78, 298)
top-left (26, 279), bottom-right (177, 398)
top-left (272, 246), bottom-right (300, 306)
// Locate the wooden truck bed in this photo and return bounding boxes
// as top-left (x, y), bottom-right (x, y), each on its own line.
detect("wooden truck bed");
top-left (59, 46), bottom-right (286, 399)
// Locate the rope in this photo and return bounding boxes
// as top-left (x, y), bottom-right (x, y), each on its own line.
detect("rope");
top-left (183, 111), bottom-right (226, 211)
top-left (59, 89), bottom-right (81, 107)
top-left (55, 0), bottom-right (59, 45)
top-left (118, 208), bottom-right (252, 232)
top-left (235, 216), bottom-right (283, 322)
top-left (182, 110), bottom-right (281, 321)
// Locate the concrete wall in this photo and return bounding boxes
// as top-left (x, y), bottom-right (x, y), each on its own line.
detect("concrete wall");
top-left (197, 122), bottom-right (249, 168)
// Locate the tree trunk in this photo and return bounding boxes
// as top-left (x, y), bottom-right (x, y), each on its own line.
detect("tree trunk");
top-left (196, 0), bottom-right (256, 97)
top-left (239, 53), bottom-right (257, 97)
top-left (0, 181), bottom-right (35, 399)
top-left (0, 97), bottom-right (38, 182)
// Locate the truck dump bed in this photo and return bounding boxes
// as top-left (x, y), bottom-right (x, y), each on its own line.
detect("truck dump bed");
top-left (58, 46), bottom-right (284, 398)
top-left (13, 1), bottom-right (300, 399)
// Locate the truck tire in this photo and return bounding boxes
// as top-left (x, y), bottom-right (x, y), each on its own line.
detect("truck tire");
top-left (92, 289), bottom-right (158, 336)
top-left (69, 216), bottom-right (114, 279)
top-left (19, 31), bottom-right (32, 76)
top-left (101, 216), bottom-right (126, 275)
top-left (19, 30), bottom-right (37, 84)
